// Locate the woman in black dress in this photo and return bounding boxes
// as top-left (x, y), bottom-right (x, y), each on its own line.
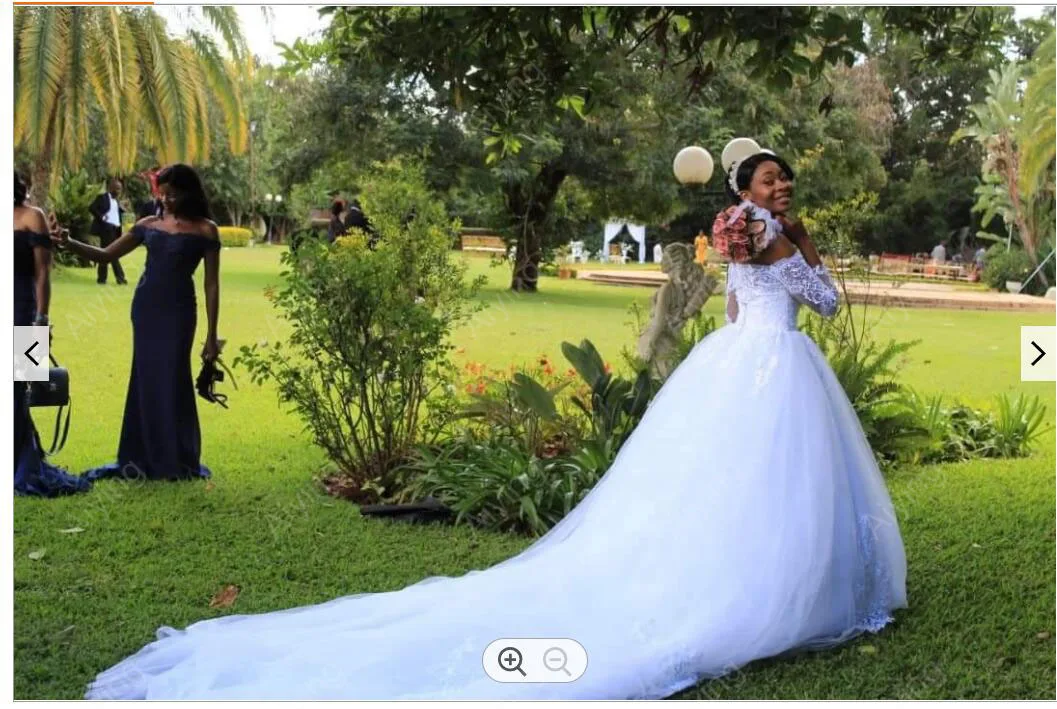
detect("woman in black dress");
top-left (13, 172), bottom-right (91, 496)
top-left (54, 164), bottom-right (222, 481)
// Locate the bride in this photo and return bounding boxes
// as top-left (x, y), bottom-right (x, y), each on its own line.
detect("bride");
top-left (86, 149), bottom-right (906, 700)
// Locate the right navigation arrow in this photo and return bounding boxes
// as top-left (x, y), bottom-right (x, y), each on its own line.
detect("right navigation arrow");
top-left (1031, 340), bottom-right (1046, 366)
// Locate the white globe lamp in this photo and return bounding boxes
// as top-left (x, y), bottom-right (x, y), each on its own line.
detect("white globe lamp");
top-left (672, 146), bottom-right (714, 185)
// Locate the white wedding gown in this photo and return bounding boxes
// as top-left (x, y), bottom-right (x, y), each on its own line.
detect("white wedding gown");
top-left (86, 252), bottom-right (907, 700)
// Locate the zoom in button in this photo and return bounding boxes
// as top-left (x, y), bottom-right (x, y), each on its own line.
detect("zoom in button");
top-left (484, 638), bottom-right (587, 683)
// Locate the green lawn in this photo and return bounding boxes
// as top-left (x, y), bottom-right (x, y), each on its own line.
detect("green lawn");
top-left (14, 246), bottom-right (1055, 699)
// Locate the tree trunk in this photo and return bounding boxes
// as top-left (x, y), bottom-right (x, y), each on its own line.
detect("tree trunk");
top-left (504, 162), bottom-right (568, 293)
top-left (29, 153), bottom-right (51, 210)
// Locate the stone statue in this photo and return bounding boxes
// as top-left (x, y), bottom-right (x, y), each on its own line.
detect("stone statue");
top-left (636, 242), bottom-right (718, 379)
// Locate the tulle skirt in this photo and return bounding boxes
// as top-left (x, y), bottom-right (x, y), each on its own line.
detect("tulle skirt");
top-left (86, 323), bottom-right (907, 699)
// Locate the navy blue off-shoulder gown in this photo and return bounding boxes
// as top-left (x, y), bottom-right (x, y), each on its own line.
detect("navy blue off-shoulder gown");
top-left (85, 224), bottom-right (219, 482)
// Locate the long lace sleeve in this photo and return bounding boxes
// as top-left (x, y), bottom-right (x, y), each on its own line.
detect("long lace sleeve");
top-left (771, 254), bottom-right (839, 317)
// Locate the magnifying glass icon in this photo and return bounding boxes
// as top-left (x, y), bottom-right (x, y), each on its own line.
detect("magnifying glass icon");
top-left (498, 646), bottom-right (526, 677)
top-left (543, 646), bottom-right (572, 677)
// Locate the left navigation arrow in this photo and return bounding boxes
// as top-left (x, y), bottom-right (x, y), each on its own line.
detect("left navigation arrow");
top-left (24, 341), bottom-right (40, 367)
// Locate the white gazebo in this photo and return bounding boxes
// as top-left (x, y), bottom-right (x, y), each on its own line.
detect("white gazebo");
top-left (602, 222), bottom-right (647, 263)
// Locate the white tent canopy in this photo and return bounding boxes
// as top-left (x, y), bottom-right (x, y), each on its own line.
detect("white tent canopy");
top-left (602, 222), bottom-right (647, 263)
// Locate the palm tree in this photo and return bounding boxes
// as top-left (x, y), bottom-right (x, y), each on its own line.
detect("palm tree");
top-left (1018, 31), bottom-right (1055, 203)
top-left (954, 61), bottom-right (1049, 287)
top-left (14, 6), bottom-right (250, 202)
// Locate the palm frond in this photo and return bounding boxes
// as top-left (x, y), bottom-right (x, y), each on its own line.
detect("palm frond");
top-left (15, 7), bottom-right (68, 154)
top-left (61, 8), bottom-right (90, 169)
top-left (200, 5), bottom-right (249, 62)
top-left (187, 29), bottom-right (248, 154)
top-left (1019, 32), bottom-right (1056, 200)
top-left (179, 41), bottom-right (212, 163)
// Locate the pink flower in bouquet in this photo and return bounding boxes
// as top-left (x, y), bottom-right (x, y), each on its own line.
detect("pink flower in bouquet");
top-left (711, 203), bottom-right (772, 264)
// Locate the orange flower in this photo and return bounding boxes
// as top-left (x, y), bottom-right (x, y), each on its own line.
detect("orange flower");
top-left (544, 365), bottom-right (555, 376)
top-left (604, 362), bottom-right (613, 373)
top-left (465, 383), bottom-right (474, 394)
top-left (566, 368), bottom-right (576, 377)
top-left (475, 381), bottom-right (487, 395)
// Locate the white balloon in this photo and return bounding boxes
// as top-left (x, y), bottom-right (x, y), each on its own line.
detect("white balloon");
top-left (672, 146), bottom-right (714, 185)
top-left (720, 138), bottom-right (762, 171)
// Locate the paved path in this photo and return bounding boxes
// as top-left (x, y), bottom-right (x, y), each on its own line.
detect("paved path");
top-left (575, 269), bottom-right (1055, 313)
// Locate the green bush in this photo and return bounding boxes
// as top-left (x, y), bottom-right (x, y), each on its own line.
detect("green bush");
top-left (217, 226), bottom-right (253, 247)
top-left (48, 170), bottom-right (98, 268)
top-left (802, 308), bottom-right (929, 469)
top-left (982, 245), bottom-right (1032, 291)
top-left (992, 393), bottom-right (1050, 457)
top-left (397, 432), bottom-right (599, 536)
top-left (397, 339), bottom-right (657, 535)
top-left (235, 162), bottom-right (485, 503)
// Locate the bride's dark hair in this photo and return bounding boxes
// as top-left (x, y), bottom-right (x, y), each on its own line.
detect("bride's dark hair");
top-left (724, 153), bottom-right (795, 203)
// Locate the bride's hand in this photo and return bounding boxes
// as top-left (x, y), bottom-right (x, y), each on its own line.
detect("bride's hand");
top-left (777, 216), bottom-right (808, 245)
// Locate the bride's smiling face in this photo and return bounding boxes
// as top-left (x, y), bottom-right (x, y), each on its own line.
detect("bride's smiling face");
top-left (741, 160), bottom-right (793, 215)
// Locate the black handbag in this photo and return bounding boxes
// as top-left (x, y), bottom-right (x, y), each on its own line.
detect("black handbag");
top-left (196, 356), bottom-right (236, 408)
top-left (26, 352), bottom-right (71, 456)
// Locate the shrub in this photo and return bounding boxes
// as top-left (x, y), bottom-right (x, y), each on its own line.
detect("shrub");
top-left (396, 432), bottom-right (599, 536)
top-left (982, 245), bottom-right (1032, 291)
top-left (802, 307), bottom-right (929, 469)
top-left (217, 226), bottom-right (253, 247)
top-left (235, 162), bottom-right (485, 502)
top-left (456, 361), bottom-right (582, 459)
top-left (47, 170), bottom-right (98, 267)
top-left (992, 393), bottom-right (1050, 457)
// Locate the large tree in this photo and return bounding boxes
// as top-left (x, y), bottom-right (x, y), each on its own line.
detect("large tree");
top-left (14, 6), bottom-right (250, 202)
top-left (863, 6), bottom-right (1016, 254)
top-left (322, 6), bottom-right (997, 291)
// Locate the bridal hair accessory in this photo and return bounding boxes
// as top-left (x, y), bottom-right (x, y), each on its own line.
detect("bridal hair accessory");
top-left (711, 200), bottom-right (784, 264)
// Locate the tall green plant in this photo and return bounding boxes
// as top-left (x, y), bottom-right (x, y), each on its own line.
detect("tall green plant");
top-left (236, 163), bottom-right (484, 502)
top-left (46, 170), bottom-right (97, 267)
top-left (954, 61), bottom-right (1051, 286)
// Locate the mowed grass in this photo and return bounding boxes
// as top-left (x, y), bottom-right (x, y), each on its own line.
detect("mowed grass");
top-left (14, 247), bottom-right (1055, 699)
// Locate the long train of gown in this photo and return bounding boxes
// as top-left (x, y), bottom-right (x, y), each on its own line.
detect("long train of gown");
top-left (86, 252), bottom-right (907, 699)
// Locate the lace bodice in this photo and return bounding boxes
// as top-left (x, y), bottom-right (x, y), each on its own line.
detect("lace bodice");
top-left (725, 252), bottom-right (838, 330)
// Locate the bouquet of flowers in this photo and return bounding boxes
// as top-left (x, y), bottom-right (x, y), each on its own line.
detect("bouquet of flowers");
top-left (711, 201), bottom-right (782, 263)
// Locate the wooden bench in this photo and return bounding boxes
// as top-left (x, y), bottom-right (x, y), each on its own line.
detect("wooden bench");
top-left (460, 229), bottom-right (507, 253)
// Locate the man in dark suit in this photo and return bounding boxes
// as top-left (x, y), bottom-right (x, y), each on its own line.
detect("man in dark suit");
top-left (89, 178), bottom-right (128, 284)
top-left (343, 199), bottom-right (378, 249)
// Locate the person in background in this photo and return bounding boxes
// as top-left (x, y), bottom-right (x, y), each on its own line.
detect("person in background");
top-left (974, 245), bottom-right (987, 272)
top-left (694, 231), bottom-right (709, 264)
top-left (930, 240), bottom-right (947, 264)
top-left (327, 199), bottom-right (347, 244)
top-left (343, 199), bottom-right (378, 248)
top-left (13, 172), bottom-right (91, 497)
top-left (88, 178), bottom-right (128, 285)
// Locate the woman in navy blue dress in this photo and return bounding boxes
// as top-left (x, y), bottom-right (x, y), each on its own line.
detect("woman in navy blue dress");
top-left (54, 164), bottom-right (222, 481)
top-left (13, 173), bottom-right (91, 496)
